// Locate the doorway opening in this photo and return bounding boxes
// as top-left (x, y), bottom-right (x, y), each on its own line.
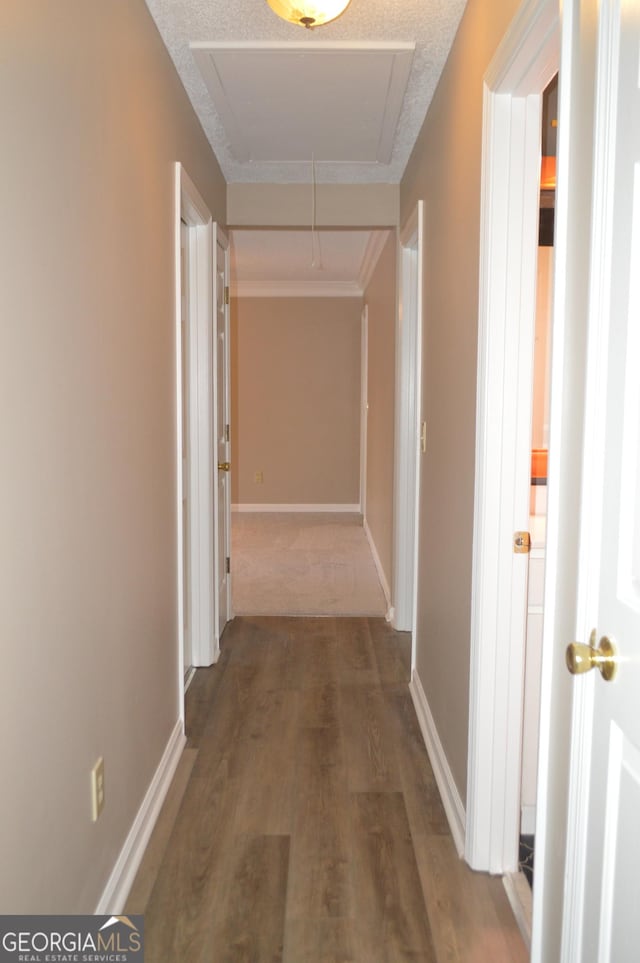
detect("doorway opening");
top-left (465, 0), bottom-right (559, 898)
top-left (519, 73), bottom-right (558, 891)
top-left (214, 233), bottom-right (232, 640)
top-left (174, 165), bottom-right (225, 727)
top-left (228, 228), bottom-right (394, 619)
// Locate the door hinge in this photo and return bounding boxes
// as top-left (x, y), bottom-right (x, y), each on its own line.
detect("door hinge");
top-left (513, 531), bottom-right (531, 554)
top-left (224, 285), bottom-right (230, 305)
top-left (226, 556), bottom-right (231, 575)
top-left (225, 423), bottom-right (230, 443)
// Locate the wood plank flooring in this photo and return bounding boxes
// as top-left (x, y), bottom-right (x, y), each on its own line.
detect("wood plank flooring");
top-left (126, 617), bottom-right (528, 963)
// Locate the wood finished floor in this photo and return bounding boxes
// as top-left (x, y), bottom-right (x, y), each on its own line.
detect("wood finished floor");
top-left (126, 617), bottom-right (528, 962)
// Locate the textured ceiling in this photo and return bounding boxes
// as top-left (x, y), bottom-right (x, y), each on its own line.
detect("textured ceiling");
top-left (144, 0), bottom-right (467, 184)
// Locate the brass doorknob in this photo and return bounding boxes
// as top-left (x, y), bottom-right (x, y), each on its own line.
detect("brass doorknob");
top-left (218, 461), bottom-right (230, 472)
top-left (566, 630), bottom-right (618, 681)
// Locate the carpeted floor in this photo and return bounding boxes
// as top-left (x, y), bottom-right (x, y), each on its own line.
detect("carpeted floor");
top-left (231, 512), bottom-right (387, 617)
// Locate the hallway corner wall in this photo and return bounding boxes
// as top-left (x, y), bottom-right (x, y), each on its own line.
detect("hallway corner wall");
top-left (363, 231), bottom-right (397, 594)
top-left (399, 0), bottom-right (523, 806)
top-left (0, 0), bottom-right (226, 912)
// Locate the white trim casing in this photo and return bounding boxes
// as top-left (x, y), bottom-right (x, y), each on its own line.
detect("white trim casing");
top-left (466, 0), bottom-right (559, 876)
top-left (393, 202), bottom-right (424, 657)
top-left (231, 503), bottom-right (361, 513)
top-left (409, 670), bottom-right (466, 856)
top-left (95, 722), bottom-right (186, 913)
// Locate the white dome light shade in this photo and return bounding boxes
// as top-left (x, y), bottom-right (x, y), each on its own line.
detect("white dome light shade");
top-left (266, 0), bottom-right (352, 28)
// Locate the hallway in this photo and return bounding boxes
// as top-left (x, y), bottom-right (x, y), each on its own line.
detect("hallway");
top-left (126, 617), bottom-right (527, 962)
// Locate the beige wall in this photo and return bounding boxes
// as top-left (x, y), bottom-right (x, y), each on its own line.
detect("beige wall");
top-left (0, 1), bottom-right (226, 912)
top-left (400, 0), bottom-right (522, 803)
top-left (231, 298), bottom-right (362, 505)
top-left (227, 183), bottom-right (399, 228)
top-left (363, 232), bottom-right (397, 589)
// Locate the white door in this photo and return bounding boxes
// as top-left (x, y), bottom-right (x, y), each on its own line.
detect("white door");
top-left (394, 204), bottom-right (423, 642)
top-left (564, 1), bottom-right (640, 958)
top-left (180, 220), bottom-right (192, 678)
top-left (214, 230), bottom-right (231, 637)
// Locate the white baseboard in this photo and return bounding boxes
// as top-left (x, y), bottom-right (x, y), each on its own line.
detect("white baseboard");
top-left (232, 503), bottom-right (361, 513)
top-left (206, 637), bottom-right (221, 666)
top-left (95, 719), bottom-right (186, 913)
top-left (363, 517), bottom-right (392, 610)
top-left (503, 872), bottom-right (532, 950)
top-left (409, 669), bottom-right (466, 856)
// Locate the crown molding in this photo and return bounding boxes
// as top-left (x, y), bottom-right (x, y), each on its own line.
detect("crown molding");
top-left (358, 230), bottom-right (391, 292)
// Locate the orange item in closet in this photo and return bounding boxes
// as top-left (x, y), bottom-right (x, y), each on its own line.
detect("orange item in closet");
top-left (540, 156), bottom-right (556, 190)
top-left (531, 448), bottom-right (548, 479)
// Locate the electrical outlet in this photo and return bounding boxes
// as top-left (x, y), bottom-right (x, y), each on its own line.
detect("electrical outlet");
top-left (91, 757), bottom-right (105, 821)
top-left (254, 471), bottom-right (264, 484)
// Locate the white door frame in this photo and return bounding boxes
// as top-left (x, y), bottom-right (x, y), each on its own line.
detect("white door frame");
top-left (175, 164), bottom-right (217, 720)
top-left (466, 0), bottom-right (559, 874)
top-left (393, 201), bottom-right (424, 658)
top-left (359, 304), bottom-right (369, 517)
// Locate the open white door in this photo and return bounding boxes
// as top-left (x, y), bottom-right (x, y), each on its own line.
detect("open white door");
top-left (179, 220), bottom-right (193, 682)
top-left (213, 228), bottom-right (231, 638)
top-left (561, 1), bottom-right (640, 958)
top-left (393, 202), bottom-right (423, 645)
top-left (175, 164), bottom-right (217, 687)
top-left (466, 0), bottom-right (559, 875)
top-left (360, 304), bottom-right (368, 517)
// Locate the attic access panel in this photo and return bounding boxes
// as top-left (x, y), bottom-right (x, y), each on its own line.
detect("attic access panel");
top-left (191, 42), bottom-right (415, 167)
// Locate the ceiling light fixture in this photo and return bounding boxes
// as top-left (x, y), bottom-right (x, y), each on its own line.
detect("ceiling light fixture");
top-left (266, 0), bottom-right (352, 29)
